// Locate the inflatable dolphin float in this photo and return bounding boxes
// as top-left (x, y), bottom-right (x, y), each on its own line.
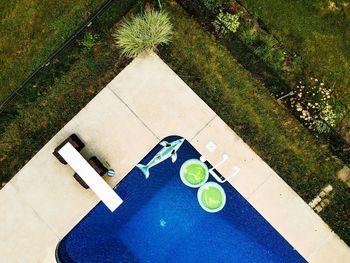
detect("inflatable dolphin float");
top-left (137, 138), bottom-right (185, 178)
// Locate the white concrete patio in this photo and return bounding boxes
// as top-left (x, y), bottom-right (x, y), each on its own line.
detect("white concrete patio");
top-left (0, 53), bottom-right (349, 262)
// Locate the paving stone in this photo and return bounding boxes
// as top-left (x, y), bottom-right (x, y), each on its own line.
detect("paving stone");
top-left (10, 88), bottom-right (157, 238)
top-left (191, 116), bottom-right (271, 199)
top-left (108, 52), bottom-right (216, 140)
top-left (0, 183), bottom-right (59, 262)
top-left (248, 175), bottom-right (334, 261)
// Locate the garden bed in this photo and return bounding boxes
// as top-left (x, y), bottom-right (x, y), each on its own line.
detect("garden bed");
top-left (177, 0), bottom-right (350, 166)
top-left (238, 0), bottom-right (350, 108)
top-left (160, 0), bottom-right (349, 245)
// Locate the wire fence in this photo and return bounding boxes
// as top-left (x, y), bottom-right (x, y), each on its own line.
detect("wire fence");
top-left (0, 0), bottom-right (116, 113)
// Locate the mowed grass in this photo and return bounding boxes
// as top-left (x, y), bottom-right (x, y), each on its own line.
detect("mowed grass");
top-left (161, 0), bottom-right (349, 244)
top-left (239, 0), bottom-right (350, 107)
top-left (0, 0), bottom-right (105, 102)
top-left (0, 0), bottom-right (139, 184)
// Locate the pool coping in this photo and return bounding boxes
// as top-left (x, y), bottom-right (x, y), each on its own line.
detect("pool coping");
top-left (0, 52), bottom-right (349, 262)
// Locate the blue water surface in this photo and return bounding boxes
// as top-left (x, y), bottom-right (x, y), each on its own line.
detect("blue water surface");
top-left (57, 136), bottom-right (306, 263)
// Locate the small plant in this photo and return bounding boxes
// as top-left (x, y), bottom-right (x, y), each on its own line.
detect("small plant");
top-left (240, 28), bottom-right (285, 71)
top-left (113, 10), bottom-right (173, 58)
top-left (78, 32), bottom-right (99, 50)
top-left (212, 11), bottom-right (240, 35)
top-left (227, 3), bottom-right (239, 14)
top-left (288, 77), bottom-right (340, 134)
top-left (202, 0), bottom-right (225, 12)
top-left (240, 27), bottom-right (257, 45)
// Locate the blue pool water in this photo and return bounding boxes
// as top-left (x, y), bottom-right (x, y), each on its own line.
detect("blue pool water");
top-left (57, 136), bottom-right (306, 263)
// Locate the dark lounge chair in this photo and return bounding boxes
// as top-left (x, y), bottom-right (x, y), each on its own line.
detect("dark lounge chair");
top-left (53, 134), bottom-right (85, 164)
top-left (73, 156), bottom-right (108, 189)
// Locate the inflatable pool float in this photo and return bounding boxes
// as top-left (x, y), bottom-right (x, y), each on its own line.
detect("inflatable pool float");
top-left (180, 159), bottom-right (209, 188)
top-left (197, 182), bottom-right (226, 213)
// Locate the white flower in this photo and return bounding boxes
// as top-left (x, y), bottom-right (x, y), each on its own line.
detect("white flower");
top-left (296, 103), bottom-right (303, 111)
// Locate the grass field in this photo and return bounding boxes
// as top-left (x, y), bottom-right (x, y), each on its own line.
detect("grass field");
top-left (239, 0), bottom-right (350, 108)
top-left (161, 0), bottom-right (349, 244)
top-left (0, 0), bottom-right (139, 184)
top-left (0, 0), bottom-right (348, 245)
top-left (0, 0), bottom-right (106, 102)
top-left (177, 0), bottom-right (350, 167)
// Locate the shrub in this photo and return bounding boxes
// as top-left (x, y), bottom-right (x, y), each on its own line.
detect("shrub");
top-left (240, 28), bottom-right (285, 71)
top-left (227, 3), bottom-right (239, 14)
top-left (78, 32), bottom-right (99, 51)
top-left (288, 77), bottom-right (341, 134)
top-left (257, 35), bottom-right (284, 69)
top-left (202, 0), bottom-right (225, 12)
top-left (212, 11), bottom-right (240, 35)
top-left (113, 10), bottom-right (173, 58)
top-left (240, 27), bottom-right (257, 45)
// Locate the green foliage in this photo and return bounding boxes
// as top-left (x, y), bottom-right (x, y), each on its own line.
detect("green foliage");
top-left (78, 32), bottom-right (99, 50)
top-left (240, 0), bottom-right (350, 108)
top-left (202, 0), bottom-right (225, 12)
top-left (161, 1), bottom-right (349, 246)
top-left (0, 0), bottom-right (140, 186)
top-left (240, 27), bottom-right (285, 72)
top-left (212, 11), bottom-right (240, 35)
top-left (240, 27), bottom-right (257, 45)
top-left (114, 10), bottom-right (173, 58)
top-left (0, 0), bottom-right (106, 103)
top-left (288, 77), bottom-right (343, 134)
top-left (257, 35), bottom-right (284, 70)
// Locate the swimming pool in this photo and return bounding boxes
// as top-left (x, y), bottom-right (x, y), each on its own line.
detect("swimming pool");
top-left (56, 136), bottom-right (306, 263)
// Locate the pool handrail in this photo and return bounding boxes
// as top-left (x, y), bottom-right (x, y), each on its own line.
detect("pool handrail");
top-left (203, 153), bottom-right (240, 183)
top-left (209, 165), bottom-right (240, 183)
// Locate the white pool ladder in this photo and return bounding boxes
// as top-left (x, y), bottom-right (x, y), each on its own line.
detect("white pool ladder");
top-left (200, 150), bottom-right (240, 184)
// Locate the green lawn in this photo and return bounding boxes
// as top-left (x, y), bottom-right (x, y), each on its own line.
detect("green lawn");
top-left (239, 0), bottom-right (350, 108)
top-left (161, 0), bottom-right (349, 244)
top-left (0, 0), bottom-right (139, 184)
top-left (0, 0), bottom-right (348, 245)
top-left (0, 0), bottom-right (106, 102)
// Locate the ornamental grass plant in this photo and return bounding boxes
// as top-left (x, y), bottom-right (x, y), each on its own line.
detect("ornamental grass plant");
top-left (114, 10), bottom-right (173, 58)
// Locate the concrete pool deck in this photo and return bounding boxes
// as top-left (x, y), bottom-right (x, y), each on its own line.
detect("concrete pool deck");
top-left (0, 53), bottom-right (349, 262)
